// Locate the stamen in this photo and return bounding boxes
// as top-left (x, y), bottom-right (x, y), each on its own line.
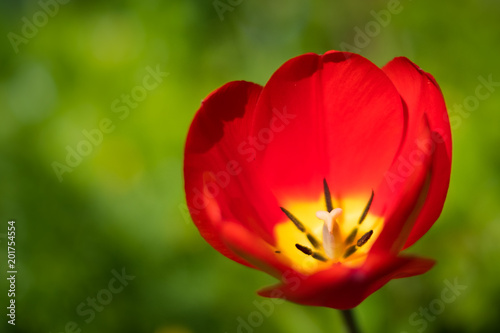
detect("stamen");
top-left (323, 178), bottom-right (333, 212)
top-left (280, 207), bottom-right (306, 232)
top-left (295, 244), bottom-right (328, 262)
top-left (307, 233), bottom-right (321, 249)
top-left (281, 181), bottom-right (377, 266)
top-left (358, 190), bottom-right (374, 225)
top-left (312, 253), bottom-right (328, 262)
top-left (343, 245), bottom-right (357, 259)
top-left (356, 230), bottom-right (373, 247)
top-left (295, 243), bottom-right (313, 255)
top-left (345, 227), bottom-right (358, 245)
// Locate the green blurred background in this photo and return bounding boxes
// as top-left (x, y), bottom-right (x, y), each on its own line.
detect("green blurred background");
top-left (1, 0), bottom-right (499, 332)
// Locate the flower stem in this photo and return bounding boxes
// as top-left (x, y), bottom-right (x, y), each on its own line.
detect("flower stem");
top-left (340, 309), bottom-right (360, 333)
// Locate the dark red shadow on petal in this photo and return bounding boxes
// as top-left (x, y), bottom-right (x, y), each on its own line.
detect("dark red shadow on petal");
top-left (186, 81), bottom-right (261, 154)
top-left (258, 253), bottom-right (434, 309)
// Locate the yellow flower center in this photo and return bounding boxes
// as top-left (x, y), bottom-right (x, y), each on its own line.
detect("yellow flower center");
top-left (273, 179), bottom-right (384, 274)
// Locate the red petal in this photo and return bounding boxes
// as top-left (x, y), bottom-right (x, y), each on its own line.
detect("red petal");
top-left (403, 132), bottom-right (451, 248)
top-left (403, 67), bottom-right (452, 248)
top-left (371, 58), bottom-right (451, 251)
top-left (258, 253), bottom-right (435, 309)
top-left (220, 222), bottom-right (296, 279)
top-left (251, 51), bottom-right (405, 200)
top-left (382, 57), bottom-right (451, 158)
top-left (184, 81), bottom-right (284, 264)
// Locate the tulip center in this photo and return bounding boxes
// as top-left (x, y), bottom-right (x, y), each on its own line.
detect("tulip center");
top-left (274, 179), bottom-right (383, 273)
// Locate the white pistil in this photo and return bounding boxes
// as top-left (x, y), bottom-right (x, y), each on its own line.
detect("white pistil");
top-left (316, 208), bottom-right (343, 259)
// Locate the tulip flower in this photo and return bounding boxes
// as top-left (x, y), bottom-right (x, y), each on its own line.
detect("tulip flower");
top-left (183, 51), bottom-right (451, 327)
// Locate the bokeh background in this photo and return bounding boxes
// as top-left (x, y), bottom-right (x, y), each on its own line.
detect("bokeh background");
top-left (1, 0), bottom-right (499, 332)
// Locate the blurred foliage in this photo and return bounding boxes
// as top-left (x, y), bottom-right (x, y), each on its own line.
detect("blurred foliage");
top-left (0, 0), bottom-right (499, 332)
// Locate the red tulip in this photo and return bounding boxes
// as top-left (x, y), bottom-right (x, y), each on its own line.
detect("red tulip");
top-left (183, 51), bottom-right (451, 309)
